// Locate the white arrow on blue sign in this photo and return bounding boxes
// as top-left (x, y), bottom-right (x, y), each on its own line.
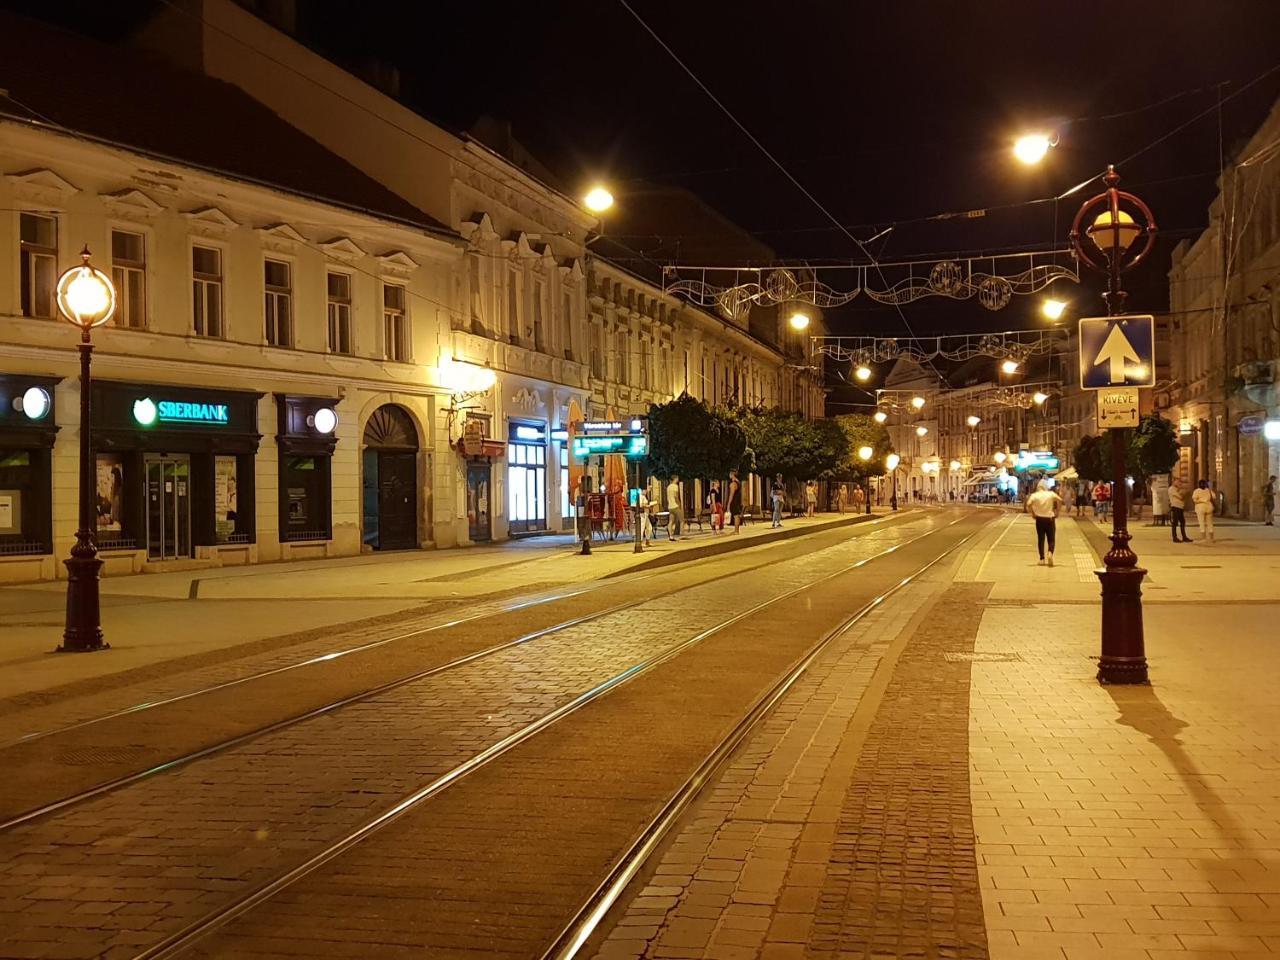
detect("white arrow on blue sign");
top-left (1078, 314), bottom-right (1156, 389)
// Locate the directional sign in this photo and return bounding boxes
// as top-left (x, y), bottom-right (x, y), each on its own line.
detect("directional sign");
top-left (1079, 314), bottom-right (1155, 389)
top-left (1097, 386), bottom-right (1140, 429)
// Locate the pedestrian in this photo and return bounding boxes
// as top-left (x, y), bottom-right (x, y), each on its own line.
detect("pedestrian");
top-left (1061, 483), bottom-right (1075, 515)
top-left (1168, 477), bottom-right (1189, 543)
top-left (1263, 475), bottom-right (1276, 526)
top-left (770, 474), bottom-right (785, 527)
top-left (1191, 479), bottom-right (1215, 542)
top-left (805, 480), bottom-right (818, 518)
top-left (1025, 478), bottom-right (1063, 566)
top-left (1093, 480), bottom-right (1110, 520)
top-left (1075, 482), bottom-right (1087, 516)
top-left (708, 480), bottom-right (725, 533)
top-left (838, 483), bottom-right (848, 514)
top-left (853, 485), bottom-right (866, 512)
top-left (638, 486), bottom-right (653, 546)
top-left (728, 470), bottom-right (743, 535)
top-left (666, 475), bottom-right (683, 541)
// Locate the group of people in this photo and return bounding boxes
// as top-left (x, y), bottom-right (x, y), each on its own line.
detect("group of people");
top-left (636, 471), bottom-right (749, 545)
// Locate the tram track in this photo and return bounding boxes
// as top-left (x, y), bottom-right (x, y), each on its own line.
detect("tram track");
top-left (0, 512), bottom-right (908, 831)
top-left (115, 515), bottom-right (976, 960)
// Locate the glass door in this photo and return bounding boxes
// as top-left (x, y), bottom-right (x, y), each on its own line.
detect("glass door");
top-left (144, 455), bottom-right (191, 561)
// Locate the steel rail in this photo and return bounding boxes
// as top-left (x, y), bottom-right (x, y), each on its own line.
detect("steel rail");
top-left (1, 513), bottom-right (908, 832)
top-left (124, 517), bottom-right (955, 960)
top-left (541, 515), bottom-right (986, 960)
top-left (4, 513), bottom-right (900, 750)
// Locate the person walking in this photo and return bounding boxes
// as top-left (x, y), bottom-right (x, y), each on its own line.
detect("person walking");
top-left (708, 480), bottom-right (725, 533)
top-left (666, 475), bottom-right (683, 541)
top-left (727, 470), bottom-right (743, 535)
top-left (1167, 478), bottom-right (1189, 543)
top-left (1061, 483), bottom-right (1075, 516)
top-left (1191, 479), bottom-right (1215, 542)
top-left (1026, 478), bottom-right (1063, 566)
top-left (1263, 475), bottom-right (1276, 526)
top-left (1093, 480), bottom-right (1110, 520)
top-left (853, 485), bottom-right (866, 513)
top-left (638, 486), bottom-right (653, 546)
top-left (770, 474), bottom-right (785, 528)
top-left (805, 480), bottom-right (818, 518)
top-left (838, 483), bottom-right (849, 514)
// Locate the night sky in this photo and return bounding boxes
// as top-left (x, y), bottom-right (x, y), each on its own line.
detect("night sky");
top-left (12, 0), bottom-right (1280, 339)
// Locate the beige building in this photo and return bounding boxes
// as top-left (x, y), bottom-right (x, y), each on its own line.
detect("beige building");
top-left (0, 5), bottom-right (822, 583)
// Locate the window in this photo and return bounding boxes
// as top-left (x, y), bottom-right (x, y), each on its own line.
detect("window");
top-left (506, 267), bottom-right (520, 342)
top-left (264, 259), bottom-right (293, 347)
top-left (533, 278), bottom-right (546, 352)
top-left (639, 341), bottom-right (650, 391)
top-left (327, 272), bottom-right (352, 354)
top-left (616, 331), bottom-right (628, 384)
top-left (19, 213), bottom-right (57, 319)
top-left (383, 283), bottom-right (408, 361)
top-left (467, 252), bottom-right (483, 328)
top-left (562, 291), bottom-right (573, 357)
top-left (108, 230), bottom-right (147, 328)
top-left (192, 245), bottom-right (224, 337)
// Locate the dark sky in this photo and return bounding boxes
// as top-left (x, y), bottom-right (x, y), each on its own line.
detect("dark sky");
top-left (12, 0), bottom-right (1280, 339)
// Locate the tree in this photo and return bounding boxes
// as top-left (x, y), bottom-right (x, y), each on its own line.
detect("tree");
top-left (827, 414), bottom-right (893, 481)
top-left (1128, 415), bottom-right (1180, 480)
top-left (647, 393), bottom-right (746, 480)
top-left (1072, 434), bottom-right (1110, 482)
top-left (734, 408), bottom-right (847, 481)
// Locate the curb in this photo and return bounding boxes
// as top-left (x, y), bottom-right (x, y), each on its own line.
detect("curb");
top-left (599, 511), bottom-right (906, 578)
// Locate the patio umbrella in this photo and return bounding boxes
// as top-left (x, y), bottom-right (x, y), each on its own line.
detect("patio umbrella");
top-left (567, 398), bottom-right (584, 498)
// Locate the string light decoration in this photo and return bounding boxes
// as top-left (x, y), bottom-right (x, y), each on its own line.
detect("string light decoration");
top-left (875, 381), bottom-right (1058, 412)
top-left (815, 328), bottom-right (1063, 368)
top-left (663, 251), bottom-right (1078, 321)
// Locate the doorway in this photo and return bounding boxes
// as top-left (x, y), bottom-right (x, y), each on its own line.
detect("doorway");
top-left (466, 463), bottom-right (491, 542)
top-left (144, 454), bottom-right (191, 561)
top-left (362, 404), bottom-right (419, 550)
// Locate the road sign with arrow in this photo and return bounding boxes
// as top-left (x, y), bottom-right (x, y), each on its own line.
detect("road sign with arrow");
top-left (1097, 386), bottom-right (1141, 429)
top-left (1079, 314), bottom-right (1155, 389)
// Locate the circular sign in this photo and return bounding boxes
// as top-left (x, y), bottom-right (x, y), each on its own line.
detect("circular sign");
top-left (312, 407), bottom-right (337, 434)
top-left (19, 386), bottom-right (50, 421)
top-left (133, 397), bottom-right (158, 426)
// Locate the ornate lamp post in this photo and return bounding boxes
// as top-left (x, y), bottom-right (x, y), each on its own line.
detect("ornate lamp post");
top-left (55, 247), bottom-right (116, 653)
top-left (1069, 166), bottom-right (1157, 684)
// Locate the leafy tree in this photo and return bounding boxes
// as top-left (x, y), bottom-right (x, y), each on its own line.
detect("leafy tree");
top-left (1072, 434), bottom-right (1111, 482)
top-left (734, 407), bottom-right (846, 481)
top-left (1128, 415), bottom-right (1180, 480)
top-left (647, 393), bottom-right (746, 480)
top-left (827, 414), bottom-right (893, 481)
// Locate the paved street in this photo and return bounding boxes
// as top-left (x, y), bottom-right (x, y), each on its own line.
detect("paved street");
top-left (3, 507), bottom-right (1278, 960)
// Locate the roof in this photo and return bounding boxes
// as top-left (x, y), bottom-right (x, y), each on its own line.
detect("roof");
top-left (0, 11), bottom-right (453, 236)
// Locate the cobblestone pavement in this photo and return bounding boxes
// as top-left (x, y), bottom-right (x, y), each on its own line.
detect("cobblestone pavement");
top-left (0, 515), bottom-right (903, 822)
top-left (590, 523), bottom-right (996, 960)
top-left (0, 511), bottom-right (969, 960)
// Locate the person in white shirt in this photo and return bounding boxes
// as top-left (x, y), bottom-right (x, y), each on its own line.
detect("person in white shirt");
top-left (1167, 478), bottom-right (1189, 543)
top-left (666, 476), bottom-right (683, 541)
top-left (1025, 478), bottom-right (1063, 566)
top-left (1191, 479), bottom-right (1215, 542)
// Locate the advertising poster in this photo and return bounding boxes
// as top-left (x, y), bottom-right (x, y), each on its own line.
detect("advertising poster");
top-left (95, 455), bottom-right (124, 533)
top-left (215, 456), bottom-right (238, 538)
top-left (0, 491), bottom-right (17, 534)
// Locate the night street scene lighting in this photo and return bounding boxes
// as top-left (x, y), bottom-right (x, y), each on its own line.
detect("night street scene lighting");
top-left (0, 6), bottom-right (1276, 960)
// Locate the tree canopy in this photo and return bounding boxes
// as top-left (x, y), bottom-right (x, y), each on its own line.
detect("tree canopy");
top-left (732, 407), bottom-right (847, 481)
top-left (646, 393), bottom-right (747, 480)
top-left (1071, 415), bottom-right (1181, 483)
top-left (827, 414), bottom-right (894, 481)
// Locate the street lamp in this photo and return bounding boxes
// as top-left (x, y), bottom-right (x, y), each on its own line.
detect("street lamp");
top-left (910, 395), bottom-right (926, 410)
top-left (993, 451), bottom-right (1007, 464)
top-left (583, 186), bottom-right (614, 213)
top-left (886, 452), bottom-right (900, 511)
top-left (1033, 391), bottom-right (1049, 405)
top-left (854, 364), bottom-right (872, 382)
top-left (966, 415), bottom-right (981, 427)
top-left (1013, 132), bottom-right (1056, 165)
top-left (788, 310), bottom-right (811, 331)
top-left (1000, 358), bottom-right (1020, 375)
top-left (873, 410), bottom-right (888, 424)
top-left (1042, 297), bottom-right (1068, 321)
top-left (1069, 165), bottom-right (1157, 685)
top-left (55, 247), bottom-right (115, 653)
top-left (858, 445), bottom-right (873, 461)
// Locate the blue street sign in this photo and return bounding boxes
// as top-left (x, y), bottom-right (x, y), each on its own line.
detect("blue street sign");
top-left (1078, 314), bottom-right (1155, 389)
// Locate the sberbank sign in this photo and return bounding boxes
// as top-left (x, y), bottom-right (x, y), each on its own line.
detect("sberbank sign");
top-left (132, 397), bottom-right (229, 427)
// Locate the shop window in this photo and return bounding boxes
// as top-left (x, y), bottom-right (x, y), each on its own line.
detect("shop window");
top-left (19, 212), bottom-right (57, 319)
top-left (281, 455), bottom-right (332, 541)
top-left (93, 452), bottom-right (131, 548)
top-left (383, 283), bottom-right (408, 361)
top-left (264, 259), bottom-right (293, 347)
top-left (214, 455), bottom-right (249, 543)
top-left (111, 230), bottom-right (147, 328)
top-left (326, 272), bottom-right (352, 354)
top-left (0, 450), bottom-right (49, 554)
top-left (192, 245), bottom-right (224, 338)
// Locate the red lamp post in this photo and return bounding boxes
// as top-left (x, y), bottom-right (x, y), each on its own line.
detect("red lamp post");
top-left (1068, 166), bottom-right (1157, 684)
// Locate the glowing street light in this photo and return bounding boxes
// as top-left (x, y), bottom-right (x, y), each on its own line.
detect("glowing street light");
top-left (886, 453), bottom-right (900, 471)
top-left (949, 459), bottom-right (962, 472)
top-left (788, 310), bottom-right (811, 331)
top-left (1042, 298), bottom-right (1067, 321)
top-left (583, 186), bottom-right (614, 213)
top-left (55, 247), bottom-right (116, 654)
top-left (993, 451), bottom-right (1007, 464)
top-left (1033, 391), bottom-right (1049, 405)
top-left (910, 395), bottom-right (926, 410)
top-left (915, 425), bottom-right (928, 437)
top-left (966, 414), bottom-right (981, 427)
top-left (1000, 358), bottom-right (1020, 375)
top-left (1013, 132), bottom-right (1055, 165)
top-left (854, 364), bottom-right (872, 382)
top-left (858, 445), bottom-right (873, 461)
top-left (873, 410), bottom-right (888, 424)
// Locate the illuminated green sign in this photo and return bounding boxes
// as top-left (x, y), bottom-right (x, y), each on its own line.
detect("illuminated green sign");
top-left (133, 397), bottom-right (229, 427)
top-left (573, 434), bottom-right (648, 459)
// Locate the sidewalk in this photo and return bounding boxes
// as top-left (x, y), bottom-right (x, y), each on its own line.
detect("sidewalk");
top-left (0, 508), bottom-right (892, 700)
top-left (594, 510), bottom-right (1280, 960)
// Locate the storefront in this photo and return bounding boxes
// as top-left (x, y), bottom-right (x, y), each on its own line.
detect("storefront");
top-left (0, 374), bottom-right (59, 562)
top-left (276, 395), bottom-right (339, 544)
top-left (90, 381), bottom-right (260, 562)
top-left (507, 419), bottom-right (547, 535)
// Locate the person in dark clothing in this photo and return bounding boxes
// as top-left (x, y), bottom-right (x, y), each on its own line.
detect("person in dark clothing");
top-left (727, 470), bottom-right (743, 534)
top-left (1168, 478), bottom-right (1190, 543)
